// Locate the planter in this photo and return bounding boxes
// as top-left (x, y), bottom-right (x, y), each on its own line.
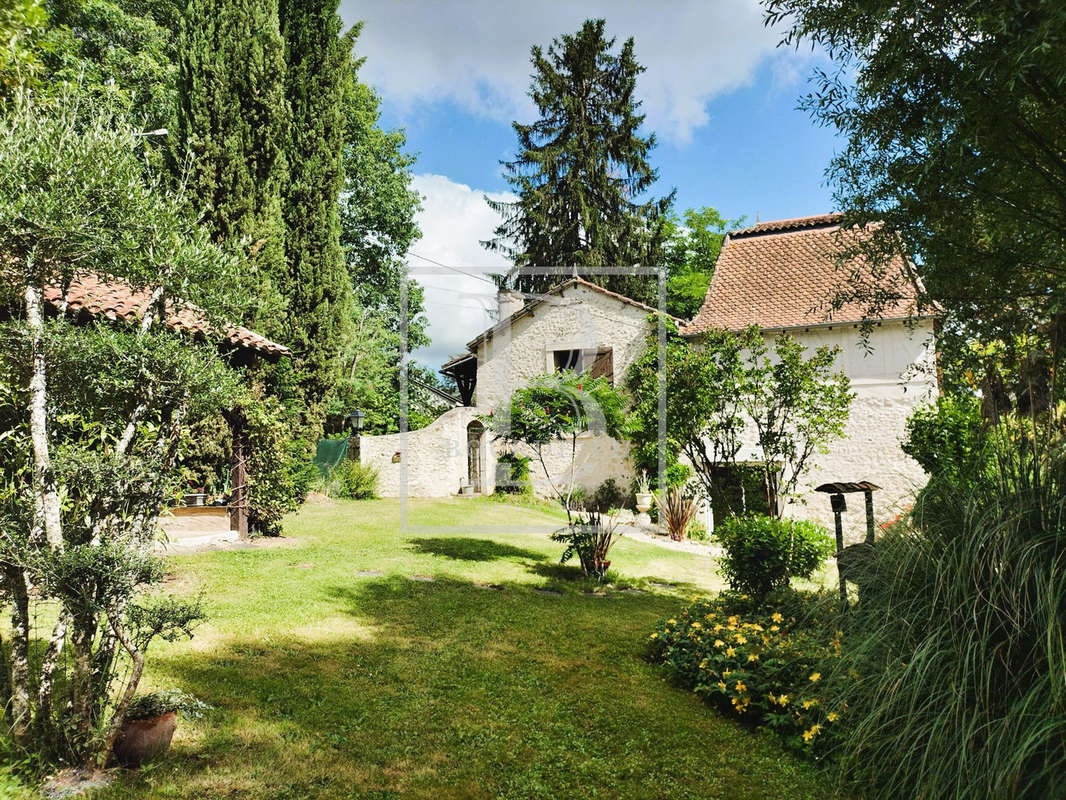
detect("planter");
top-left (182, 493), bottom-right (206, 507)
top-left (112, 711), bottom-right (177, 767)
top-left (635, 492), bottom-right (654, 513)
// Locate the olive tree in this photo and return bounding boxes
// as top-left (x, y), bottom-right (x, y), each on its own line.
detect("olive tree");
top-left (0, 95), bottom-right (245, 765)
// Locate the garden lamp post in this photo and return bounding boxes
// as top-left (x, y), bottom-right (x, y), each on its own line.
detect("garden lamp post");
top-left (348, 407), bottom-right (366, 462)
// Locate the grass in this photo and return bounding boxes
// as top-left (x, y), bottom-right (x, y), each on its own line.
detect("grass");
top-left (73, 497), bottom-right (828, 799)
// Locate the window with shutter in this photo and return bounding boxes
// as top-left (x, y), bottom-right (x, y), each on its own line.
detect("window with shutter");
top-left (553, 347), bottom-right (614, 384)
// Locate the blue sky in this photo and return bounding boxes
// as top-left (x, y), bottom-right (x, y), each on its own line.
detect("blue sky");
top-left (338, 0), bottom-right (843, 366)
top-left (380, 57), bottom-right (840, 228)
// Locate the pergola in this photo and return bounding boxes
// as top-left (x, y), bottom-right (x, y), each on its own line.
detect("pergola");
top-left (43, 271), bottom-right (292, 538)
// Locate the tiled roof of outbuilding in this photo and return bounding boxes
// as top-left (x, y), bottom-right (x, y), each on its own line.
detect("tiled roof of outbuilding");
top-left (682, 213), bottom-right (922, 335)
top-left (43, 271), bottom-right (291, 356)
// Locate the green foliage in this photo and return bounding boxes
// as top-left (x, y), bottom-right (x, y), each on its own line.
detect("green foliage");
top-left (586, 478), bottom-right (627, 514)
top-left (662, 206), bottom-right (744, 319)
top-left (550, 511), bottom-right (620, 579)
top-left (486, 370), bottom-right (624, 516)
top-left (713, 516), bottom-right (834, 601)
top-left (687, 519), bottom-right (709, 542)
top-left (827, 425), bottom-right (1066, 798)
top-left (483, 18), bottom-right (674, 303)
top-left (126, 689), bottom-right (211, 721)
top-left (332, 459), bottom-right (378, 500)
top-left (177, 0), bottom-right (289, 335)
top-left (737, 327), bottom-right (853, 513)
top-left (649, 589), bottom-right (843, 755)
top-left (764, 0), bottom-right (1066, 364)
top-left (277, 0), bottom-right (355, 430)
top-left (494, 451), bottom-right (532, 496)
top-left (626, 324), bottom-right (851, 514)
top-left (340, 80), bottom-right (424, 346)
top-left (0, 98), bottom-right (241, 765)
top-left (903, 393), bottom-right (989, 481)
top-left (332, 69), bottom-right (430, 434)
top-left (624, 322), bottom-right (745, 491)
top-left (35, 0), bottom-right (177, 136)
top-left (241, 391), bottom-right (316, 536)
top-left (0, 0), bottom-right (47, 101)
top-left (488, 371), bottom-right (623, 449)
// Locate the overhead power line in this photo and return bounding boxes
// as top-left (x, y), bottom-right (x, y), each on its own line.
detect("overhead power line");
top-left (407, 250), bottom-right (498, 285)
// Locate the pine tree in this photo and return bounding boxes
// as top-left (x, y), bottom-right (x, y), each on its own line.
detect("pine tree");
top-left (278, 0), bottom-right (356, 426)
top-left (177, 0), bottom-right (290, 333)
top-left (482, 18), bottom-right (674, 303)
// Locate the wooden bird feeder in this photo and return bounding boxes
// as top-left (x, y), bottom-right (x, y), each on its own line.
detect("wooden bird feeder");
top-left (815, 481), bottom-right (880, 612)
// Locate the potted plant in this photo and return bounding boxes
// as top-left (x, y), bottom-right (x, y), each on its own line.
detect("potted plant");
top-left (634, 470), bottom-right (654, 513)
top-left (112, 689), bottom-right (210, 767)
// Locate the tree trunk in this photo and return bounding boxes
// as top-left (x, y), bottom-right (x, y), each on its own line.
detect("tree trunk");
top-left (71, 611), bottom-right (97, 743)
top-left (97, 615), bottom-right (144, 767)
top-left (35, 613), bottom-right (70, 742)
top-left (24, 283), bottom-right (64, 552)
top-left (7, 567), bottom-right (32, 746)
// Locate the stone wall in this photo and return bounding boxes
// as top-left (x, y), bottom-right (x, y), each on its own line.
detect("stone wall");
top-left (358, 406), bottom-right (490, 498)
top-left (475, 284), bottom-right (656, 497)
top-left (704, 319), bottom-right (937, 539)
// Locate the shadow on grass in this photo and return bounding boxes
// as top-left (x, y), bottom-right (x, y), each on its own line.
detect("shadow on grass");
top-left (405, 537), bottom-right (546, 563)
top-left (96, 574), bottom-right (823, 800)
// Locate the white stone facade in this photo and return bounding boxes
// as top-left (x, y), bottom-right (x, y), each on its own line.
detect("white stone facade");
top-left (359, 279), bottom-right (936, 530)
top-left (750, 320), bottom-right (936, 538)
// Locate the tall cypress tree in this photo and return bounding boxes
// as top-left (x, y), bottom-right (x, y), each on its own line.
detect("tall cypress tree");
top-left (278, 0), bottom-right (355, 427)
top-left (177, 0), bottom-right (289, 333)
top-left (482, 18), bottom-right (674, 303)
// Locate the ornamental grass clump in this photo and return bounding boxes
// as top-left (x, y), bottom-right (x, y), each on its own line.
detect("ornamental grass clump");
top-left (828, 429), bottom-right (1066, 798)
top-left (649, 590), bottom-right (843, 755)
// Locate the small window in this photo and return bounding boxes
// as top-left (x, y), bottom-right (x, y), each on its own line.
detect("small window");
top-left (553, 347), bottom-right (613, 384)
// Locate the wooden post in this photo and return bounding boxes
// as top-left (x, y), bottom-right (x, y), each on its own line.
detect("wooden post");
top-left (832, 494), bottom-right (848, 613)
top-left (864, 489), bottom-right (876, 545)
top-left (228, 415), bottom-right (248, 540)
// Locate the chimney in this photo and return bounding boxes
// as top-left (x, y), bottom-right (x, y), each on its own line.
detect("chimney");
top-left (497, 289), bottom-right (524, 320)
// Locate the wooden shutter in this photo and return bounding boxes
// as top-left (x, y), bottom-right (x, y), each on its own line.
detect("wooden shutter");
top-left (587, 348), bottom-right (614, 384)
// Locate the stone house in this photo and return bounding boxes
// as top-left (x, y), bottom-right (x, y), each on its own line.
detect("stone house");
top-left (360, 213), bottom-right (936, 535)
top-left (681, 214), bottom-right (936, 532)
top-left (360, 277), bottom-right (676, 498)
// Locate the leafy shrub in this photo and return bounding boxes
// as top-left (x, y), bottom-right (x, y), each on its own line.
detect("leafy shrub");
top-left (494, 451), bottom-right (532, 495)
top-left (713, 515), bottom-right (834, 601)
top-left (659, 487), bottom-right (699, 541)
top-left (687, 520), bottom-right (709, 541)
top-left (126, 689), bottom-right (211, 721)
top-left (903, 394), bottom-right (990, 483)
top-left (333, 459), bottom-right (379, 500)
top-left (550, 510), bottom-right (620, 579)
top-left (829, 427), bottom-right (1066, 798)
top-left (588, 478), bottom-right (627, 513)
top-left (649, 590), bottom-right (843, 754)
top-left (242, 394), bottom-right (317, 536)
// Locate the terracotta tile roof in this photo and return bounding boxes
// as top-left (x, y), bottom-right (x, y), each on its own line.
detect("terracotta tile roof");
top-left (43, 271), bottom-right (291, 357)
top-left (464, 276), bottom-right (682, 352)
top-left (682, 213), bottom-right (921, 335)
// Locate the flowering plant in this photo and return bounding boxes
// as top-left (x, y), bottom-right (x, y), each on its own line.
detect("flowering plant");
top-left (648, 590), bottom-right (846, 755)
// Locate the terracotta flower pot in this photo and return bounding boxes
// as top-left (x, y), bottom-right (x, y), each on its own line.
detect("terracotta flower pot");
top-left (112, 711), bottom-right (177, 767)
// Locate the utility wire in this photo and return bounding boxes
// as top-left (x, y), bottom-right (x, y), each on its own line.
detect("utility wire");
top-left (407, 250), bottom-right (498, 285)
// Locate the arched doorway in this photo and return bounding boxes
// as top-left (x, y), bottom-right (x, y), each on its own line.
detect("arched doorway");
top-left (467, 420), bottom-right (485, 493)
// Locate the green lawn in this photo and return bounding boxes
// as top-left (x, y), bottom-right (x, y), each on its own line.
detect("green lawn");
top-left (88, 497), bottom-right (825, 799)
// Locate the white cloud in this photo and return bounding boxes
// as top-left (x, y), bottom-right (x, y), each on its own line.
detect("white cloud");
top-left (407, 174), bottom-right (515, 368)
top-left (341, 0), bottom-right (788, 144)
